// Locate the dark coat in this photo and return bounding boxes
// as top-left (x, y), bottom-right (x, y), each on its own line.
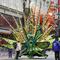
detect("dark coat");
top-left (52, 40), bottom-right (60, 52)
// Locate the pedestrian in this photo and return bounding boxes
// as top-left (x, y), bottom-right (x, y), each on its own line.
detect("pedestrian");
top-left (8, 44), bottom-right (13, 58)
top-left (15, 41), bottom-right (21, 60)
top-left (52, 37), bottom-right (60, 60)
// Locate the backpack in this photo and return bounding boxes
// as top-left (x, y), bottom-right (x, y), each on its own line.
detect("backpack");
top-left (13, 42), bottom-right (17, 49)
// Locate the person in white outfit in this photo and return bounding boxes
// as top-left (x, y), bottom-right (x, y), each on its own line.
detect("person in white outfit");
top-left (15, 41), bottom-right (21, 59)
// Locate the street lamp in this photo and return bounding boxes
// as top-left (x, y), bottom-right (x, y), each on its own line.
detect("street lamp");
top-left (23, 0), bottom-right (30, 16)
top-left (23, 0), bottom-right (27, 13)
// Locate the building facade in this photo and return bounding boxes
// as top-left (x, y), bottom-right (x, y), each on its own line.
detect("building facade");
top-left (0, 0), bottom-right (58, 31)
top-left (0, 0), bottom-right (23, 17)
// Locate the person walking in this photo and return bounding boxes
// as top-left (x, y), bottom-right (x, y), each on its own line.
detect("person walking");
top-left (15, 41), bottom-right (21, 60)
top-left (8, 44), bottom-right (13, 58)
top-left (52, 37), bottom-right (60, 60)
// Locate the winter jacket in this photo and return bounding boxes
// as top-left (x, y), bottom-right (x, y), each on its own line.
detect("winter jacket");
top-left (52, 40), bottom-right (60, 52)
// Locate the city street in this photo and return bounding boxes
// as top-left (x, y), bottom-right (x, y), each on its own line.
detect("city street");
top-left (0, 0), bottom-right (59, 60)
top-left (0, 51), bottom-right (55, 60)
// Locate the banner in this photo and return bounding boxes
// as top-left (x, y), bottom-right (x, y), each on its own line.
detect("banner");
top-left (58, 0), bottom-right (60, 12)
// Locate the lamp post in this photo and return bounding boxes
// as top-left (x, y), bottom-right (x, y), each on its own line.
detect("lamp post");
top-left (20, 0), bottom-right (27, 27)
top-left (21, 0), bottom-right (30, 27)
top-left (23, 0), bottom-right (27, 13)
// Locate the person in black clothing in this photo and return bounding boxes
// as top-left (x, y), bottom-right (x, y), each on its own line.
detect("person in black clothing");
top-left (8, 48), bottom-right (12, 58)
top-left (15, 41), bottom-right (21, 60)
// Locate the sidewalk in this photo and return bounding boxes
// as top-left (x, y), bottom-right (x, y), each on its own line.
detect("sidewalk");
top-left (0, 51), bottom-right (55, 60)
